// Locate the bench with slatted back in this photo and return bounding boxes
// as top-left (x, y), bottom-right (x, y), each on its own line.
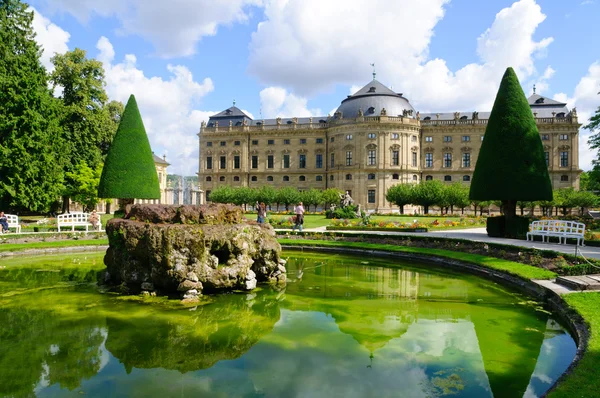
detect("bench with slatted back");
top-left (526, 220), bottom-right (585, 246)
top-left (4, 214), bottom-right (21, 233)
top-left (57, 212), bottom-right (102, 232)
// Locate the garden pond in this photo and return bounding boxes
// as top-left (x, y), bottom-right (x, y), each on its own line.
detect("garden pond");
top-left (0, 251), bottom-right (576, 397)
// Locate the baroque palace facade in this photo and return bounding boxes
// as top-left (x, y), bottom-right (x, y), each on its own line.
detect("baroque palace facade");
top-left (198, 79), bottom-right (581, 212)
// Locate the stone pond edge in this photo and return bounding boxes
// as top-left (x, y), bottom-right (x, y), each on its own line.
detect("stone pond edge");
top-left (281, 244), bottom-right (589, 398)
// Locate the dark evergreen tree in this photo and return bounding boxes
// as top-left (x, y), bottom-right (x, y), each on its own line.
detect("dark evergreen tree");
top-left (98, 95), bottom-right (160, 204)
top-left (469, 67), bottom-right (552, 217)
top-left (0, 0), bottom-right (64, 212)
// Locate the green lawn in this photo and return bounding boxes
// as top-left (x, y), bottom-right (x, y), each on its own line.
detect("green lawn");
top-left (0, 239), bottom-right (108, 253)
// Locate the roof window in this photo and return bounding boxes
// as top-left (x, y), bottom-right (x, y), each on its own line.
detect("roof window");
top-left (535, 98), bottom-right (545, 104)
top-left (424, 116), bottom-right (431, 121)
top-left (367, 107), bottom-right (375, 114)
top-left (368, 86), bottom-right (376, 93)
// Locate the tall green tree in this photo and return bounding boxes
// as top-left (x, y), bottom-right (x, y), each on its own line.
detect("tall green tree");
top-left (98, 95), bottom-right (160, 208)
top-left (65, 161), bottom-right (103, 212)
top-left (413, 180), bottom-right (445, 214)
top-left (0, 0), bottom-right (64, 212)
top-left (469, 67), bottom-right (552, 218)
top-left (385, 183), bottom-right (414, 214)
top-left (50, 49), bottom-right (121, 212)
top-left (585, 96), bottom-right (600, 190)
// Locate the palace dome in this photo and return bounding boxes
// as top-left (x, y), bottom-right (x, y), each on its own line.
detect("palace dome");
top-left (335, 79), bottom-right (415, 119)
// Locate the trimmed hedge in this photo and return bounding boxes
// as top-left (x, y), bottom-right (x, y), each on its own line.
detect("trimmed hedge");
top-left (470, 67), bottom-right (552, 202)
top-left (98, 95), bottom-right (160, 199)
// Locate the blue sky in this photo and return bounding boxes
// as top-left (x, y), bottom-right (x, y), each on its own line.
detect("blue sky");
top-left (28, 0), bottom-right (600, 175)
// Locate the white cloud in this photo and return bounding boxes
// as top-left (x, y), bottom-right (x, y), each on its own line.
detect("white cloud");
top-left (581, 0), bottom-right (595, 5)
top-left (531, 66), bottom-right (556, 95)
top-left (259, 87), bottom-right (322, 118)
top-left (41, 0), bottom-right (263, 58)
top-left (248, 0), bottom-right (553, 113)
top-left (97, 36), bottom-right (215, 175)
top-left (554, 62), bottom-right (600, 171)
top-left (30, 7), bottom-right (70, 70)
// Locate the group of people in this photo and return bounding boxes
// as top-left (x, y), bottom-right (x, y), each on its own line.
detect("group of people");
top-left (255, 201), bottom-right (305, 231)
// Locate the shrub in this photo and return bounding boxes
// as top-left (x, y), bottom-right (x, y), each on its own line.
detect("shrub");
top-left (326, 205), bottom-right (359, 219)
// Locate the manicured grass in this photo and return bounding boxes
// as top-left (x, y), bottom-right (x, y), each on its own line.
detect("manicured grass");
top-left (278, 239), bottom-right (557, 280)
top-left (370, 215), bottom-right (464, 223)
top-left (0, 239), bottom-right (108, 253)
top-left (548, 293), bottom-right (600, 398)
top-left (267, 214), bottom-right (332, 229)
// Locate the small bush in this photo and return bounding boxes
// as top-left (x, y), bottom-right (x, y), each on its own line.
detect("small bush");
top-left (326, 205), bottom-right (359, 219)
top-left (486, 216), bottom-right (505, 237)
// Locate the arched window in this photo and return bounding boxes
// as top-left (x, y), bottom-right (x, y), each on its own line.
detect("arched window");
top-left (251, 176), bottom-right (257, 182)
top-left (412, 175), bottom-right (418, 181)
top-left (267, 176), bottom-right (274, 182)
top-left (205, 176), bottom-right (212, 182)
top-left (219, 176), bottom-right (225, 182)
top-left (299, 175), bottom-right (306, 181)
top-left (463, 175), bottom-right (471, 182)
top-left (425, 175), bottom-right (433, 181)
top-left (316, 175), bottom-right (323, 181)
top-left (392, 173), bottom-right (399, 180)
top-left (330, 175), bottom-right (334, 181)
top-left (368, 173), bottom-right (376, 180)
top-left (345, 174), bottom-right (352, 180)
top-left (233, 176), bottom-right (240, 182)
top-left (283, 176), bottom-right (290, 182)
top-left (561, 175), bottom-right (569, 182)
top-left (444, 175), bottom-right (452, 182)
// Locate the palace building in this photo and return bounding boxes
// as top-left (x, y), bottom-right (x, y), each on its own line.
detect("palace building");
top-left (198, 78), bottom-right (581, 212)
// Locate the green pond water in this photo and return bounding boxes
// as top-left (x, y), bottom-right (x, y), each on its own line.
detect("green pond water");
top-left (0, 251), bottom-right (576, 398)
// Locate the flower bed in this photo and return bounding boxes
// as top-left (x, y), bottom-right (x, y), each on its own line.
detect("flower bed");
top-left (329, 217), bottom-right (486, 230)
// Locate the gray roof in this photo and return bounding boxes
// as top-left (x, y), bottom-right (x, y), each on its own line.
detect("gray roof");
top-left (528, 94), bottom-right (566, 107)
top-left (335, 79), bottom-right (416, 119)
top-left (211, 106), bottom-right (251, 118)
top-left (152, 153), bottom-right (169, 165)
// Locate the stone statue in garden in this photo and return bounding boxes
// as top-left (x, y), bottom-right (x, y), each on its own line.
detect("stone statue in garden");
top-left (339, 191), bottom-right (354, 208)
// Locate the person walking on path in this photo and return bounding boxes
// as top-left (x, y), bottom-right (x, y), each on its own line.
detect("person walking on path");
top-left (292, 202), bottom-right (305, 232)
top-left (257, 202), bottom-right (267, 224)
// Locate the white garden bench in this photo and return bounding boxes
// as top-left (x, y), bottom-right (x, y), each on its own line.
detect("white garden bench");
top-left (4, 214), bottom-right (21, 233)
top-left (526, 220), bottom-right (585, 246)
top-left (57, 212), bottom-right (102, 232)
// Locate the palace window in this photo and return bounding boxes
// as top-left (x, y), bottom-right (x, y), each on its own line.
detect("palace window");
top-left (316, 154), bottom-right (323, 169)
top-left (283, 154), bottom-right (290, 168)
top-left (411, 136), bottom-right (417, 142)
top-left (220, 141), bottom-right (226, 147)
top-left (561, 175), bottom-right (569, 182)
top-left (206, 191), bottom-right (211, 201)
top-left (346, 151), bottom-right (353, 166)
top-left (299, 154), bottom-right (306, 168)
top-left (284, 139), bottom-right (290, 145)
top-left (444, 175), bottom-right (452, 182)
top-left (283, 176), bottom-right (290, 182)
top-left (463, 175), bottom-right (470, 182)
top-left (560, 151), bottom-right (569, 167)
top-left (541, 134), bottom-right (549, 141)
top-left (462, 135), bottom-right (470, 142)
top-left (425, 175), bottom-right (433, 181)
top-left (300, 138), bottom-right (307, 144)
top-left (316, 175), bottom-right (323, 181)
top-left (368, 190), bottom-right (376, 204)
top-left (368, 173), bottom-right (376, 180)
top-left (299, 176), bottom-right (306, 182)
top-left (560, 134), bottom-right (569, 140)
top-left (462, 153), bottom-right (470, 168)
top-left (220, 176), bottom-right (225, 182)
top-left (252, 140), bottom-right (258, 145)
top-left (425, 136), bottom-right (433, 142)
top-left (206, 141), bottom-right (213, 147)
top-left (545, 152), bottom-right (549, 166)
top-left (443, 136), bottom-right (452, 142)
top-left (206, 156), bottom-right (213, 170)
top-left (267, 155), bottom-right (274, 169)
top-left (330, 137), bottom-right (335, 142)
top-left (392, 150), bottom-right (399, 166)
top-left (412, 175), bottom-right (418, 181)
top-left (205, 176), bottom-right (212, 182)
top-left (220, 156), bottom-right (226, 169)
top-left (346, 134), bottom-right (353, 140)
top-left (392, 133), bottom-right (399, 139)
top-left (316, 138), bottom-right (324, 144)
top-left (267, 176), bottom-right (274, 182)
top-left (443, 153), bottom-right (452, 168)
top-left (251, 155), bottom-right (258, 169)
top-left (346, 174), bottom-right (353, 180)
top-left (392, 173), bottom-right (399, 180)
top-left (251, 176), bottom-right (257, 182)
top-left (481, 135), bottom-right (485, 141)
top-left (425, 153), bottom-right (433, 168)
top-left (268, 139), bottom-right (275, 145)
top-left (330, 153), bottom-right (335, 168)
top-left (368, 133), bottom-right (376, 139)
top-left (234, 155), bottom-right (240, 169)
top-left (234, 140), bottom-right (241, 146)
top-left (412, 152), bottom-right (417, 167)
top-left (367, 150), bottom-right (376, 166)
top-left (330, 175), bottom-right (334, 181)
top-left (233, 176), bottom-right (240, 182)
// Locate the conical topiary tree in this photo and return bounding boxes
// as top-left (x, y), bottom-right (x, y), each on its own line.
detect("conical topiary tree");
top-left (470, 67), bottom-right (552, 218)
top-left (98, 95), bottom-right (160, 209)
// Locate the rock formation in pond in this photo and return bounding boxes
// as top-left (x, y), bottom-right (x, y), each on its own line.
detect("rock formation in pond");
top-left (103, 204), bottom-right (286, 298)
